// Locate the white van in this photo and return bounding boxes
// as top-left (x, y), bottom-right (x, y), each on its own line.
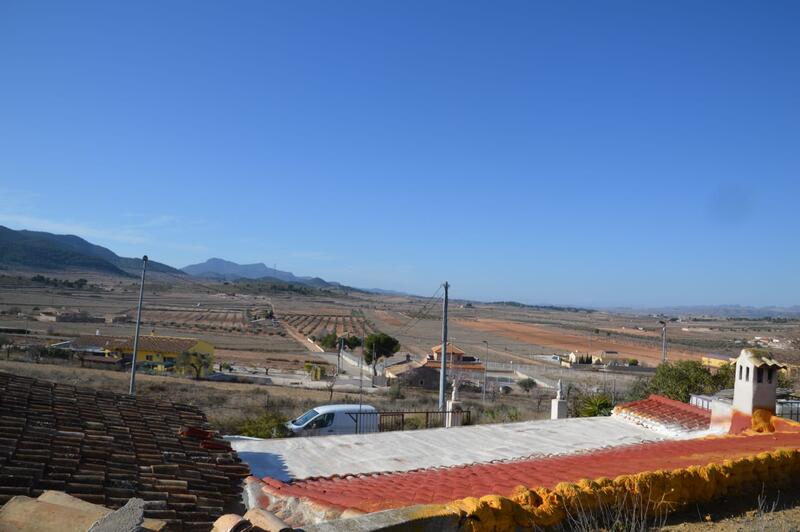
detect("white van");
top-left (285, 404), bottom-right (378, 437)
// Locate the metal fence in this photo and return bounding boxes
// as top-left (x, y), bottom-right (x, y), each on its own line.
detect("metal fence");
top-left (690, 395), bottom-right (800, 423)
top-left (777, 401), bottom-right (800, 422)
top-left (690, 395), bottom-right (713, 411)
top-left (348, 410), bottom-right (472, 433)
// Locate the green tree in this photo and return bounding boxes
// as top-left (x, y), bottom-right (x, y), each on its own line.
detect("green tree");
top-left (578, 393), bottom-right (614, 417)
top-left (517, 378), bottom-right (536, 395)
top-left (176, 351), bottom-right (214, 380)
top-left (645, 360), bottom-right (723, 403)
top-left (778, 370), bottom-right (794, 390)
top-left (318, 332), bottom-right (339, 350)
top-left (343, 335), bottom-right (362, 349)
top-left (714, 363), bottom-right (736, 389)
top-left (363, 333), bottom-right (400, 375)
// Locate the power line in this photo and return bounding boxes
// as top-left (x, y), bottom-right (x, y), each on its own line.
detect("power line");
top-left (397, 285), bottom-right (444, 335)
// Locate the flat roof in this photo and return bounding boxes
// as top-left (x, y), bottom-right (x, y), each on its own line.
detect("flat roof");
top-left (228, 416), bottom-right (675, 482)
top-left (266, 426), bottom-right (800, 515)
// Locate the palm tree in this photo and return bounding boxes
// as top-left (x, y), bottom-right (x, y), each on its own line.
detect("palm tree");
top-left (579, 393), bottom-right (613, 417)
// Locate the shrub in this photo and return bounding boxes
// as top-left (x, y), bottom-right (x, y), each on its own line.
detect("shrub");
top-left (518, 378), bottom-right (536, 394)
top-left (388, 382), bottom-right (405, 401)
top-left (238, 412), bottom-right (291, 439)
top-left (318, 332), bottom-right (339, 350)
top-left (578, 393), bottom-right (613, 417)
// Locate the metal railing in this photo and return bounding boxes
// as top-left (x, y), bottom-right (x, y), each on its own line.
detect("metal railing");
top-left (690, 395), bottom-right (800, 423)
top-left (348, 410), bottom-right (472, 433)
top-left (777, 401), bottom-right (800, 421)
top-left (690, 395), bottom-right (713, 411)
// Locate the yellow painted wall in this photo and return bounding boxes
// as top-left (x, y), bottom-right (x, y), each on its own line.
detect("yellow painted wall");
top-left (702, 356), bottom-right (734, 369)
top-left (103, 339), bottom-right (214, 372)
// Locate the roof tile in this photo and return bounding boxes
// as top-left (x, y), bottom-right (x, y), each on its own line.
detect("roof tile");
top-left (0, 371), bottom-right (248, 526)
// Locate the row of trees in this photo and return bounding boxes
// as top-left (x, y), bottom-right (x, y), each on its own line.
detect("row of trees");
top-left (318, 332), bottom-right (362, 351)
top-left (31, 275), bottom-right (88, 289)
top-left (318, 331), bottom-right (401, 376)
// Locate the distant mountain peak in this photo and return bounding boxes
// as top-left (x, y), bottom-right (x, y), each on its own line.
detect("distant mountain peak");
top-left (183, 258), bottom-right (308, 284)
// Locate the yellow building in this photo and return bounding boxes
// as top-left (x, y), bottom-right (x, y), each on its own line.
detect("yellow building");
top-left (63, 334), bottom-right (214, 372)
top-left (702, 354), bottom-right (736, 370)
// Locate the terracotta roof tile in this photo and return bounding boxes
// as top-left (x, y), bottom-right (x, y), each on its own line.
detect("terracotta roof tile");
top-left (612, 394), bottom-right (712, 433)
top-left (0, 372), bottom-right (248, 529)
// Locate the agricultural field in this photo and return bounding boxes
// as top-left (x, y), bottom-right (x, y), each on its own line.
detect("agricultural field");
top-left (134, 306), bottom-right (250, 329)
top-left (281, 312), bottom-right (377, 338)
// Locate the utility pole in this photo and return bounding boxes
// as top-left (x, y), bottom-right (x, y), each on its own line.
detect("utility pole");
top-left (358, 335), bottom-right (364, 410)
top-left (129, 256), bottom-right (148, 396)
top-left (438, 281), bottom-right (449, 411)
top-left (482, 340), bottom-right (489, 403)
top-left (337, 337), bottom-right (343, 376)
top-left (659, 320), bottom-right (667, 363)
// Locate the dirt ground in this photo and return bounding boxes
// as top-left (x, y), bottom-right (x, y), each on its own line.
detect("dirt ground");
top-left (373, 309), bottom-right (407, 327)
top-left (660, 485), bottom-right (800, 531)
top-left (215, 348), bottom-right (330, 371)
top-left (456, 317), bottom-right (703, 366)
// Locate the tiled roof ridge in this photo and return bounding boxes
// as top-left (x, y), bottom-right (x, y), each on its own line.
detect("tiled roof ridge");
top-left (646, 394), bottom-right (712, 416)
top-left (612, 394), bottom-right (711, 434)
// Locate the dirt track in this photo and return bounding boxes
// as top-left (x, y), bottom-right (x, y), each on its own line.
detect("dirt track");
top-left (455, 318), bottom-right (702, 366)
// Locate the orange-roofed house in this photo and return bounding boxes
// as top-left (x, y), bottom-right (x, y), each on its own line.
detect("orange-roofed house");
top-left (430, 342), bottom-right (466, 362)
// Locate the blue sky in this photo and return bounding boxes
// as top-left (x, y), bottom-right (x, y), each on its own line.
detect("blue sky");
top-left (1, 1), bottom-right (798, 307)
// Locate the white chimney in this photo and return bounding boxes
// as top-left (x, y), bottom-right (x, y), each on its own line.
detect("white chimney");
top-left (733, 348), bottom-right (785, 415)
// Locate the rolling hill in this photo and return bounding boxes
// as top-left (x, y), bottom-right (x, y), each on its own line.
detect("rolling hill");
top-left (0, 226), bottom-right (184, 276)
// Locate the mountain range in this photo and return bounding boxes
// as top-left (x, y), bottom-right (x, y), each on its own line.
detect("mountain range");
top-left (181, 257), bottom-right (342, 288)
top-left (0, 226), bottom-right (183, 277)
top-left (0, 226), bottom-right (344, 289)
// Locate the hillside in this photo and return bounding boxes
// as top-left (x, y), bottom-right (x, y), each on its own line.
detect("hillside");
top-left (182, 257), bottom-right (340, 288)
top-left (0, 226), bottom-right (183, 276)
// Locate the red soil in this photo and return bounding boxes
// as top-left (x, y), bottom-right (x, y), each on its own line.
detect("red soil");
top-left (456, 318), bottom-right (701, 365)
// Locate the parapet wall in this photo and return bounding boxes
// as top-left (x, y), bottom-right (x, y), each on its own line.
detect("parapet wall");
top-left (303, 447), bottom-right (800, 531)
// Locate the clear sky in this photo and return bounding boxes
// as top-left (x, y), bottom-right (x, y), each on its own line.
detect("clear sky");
top-left (1, 2), bottom-right (798, 307)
